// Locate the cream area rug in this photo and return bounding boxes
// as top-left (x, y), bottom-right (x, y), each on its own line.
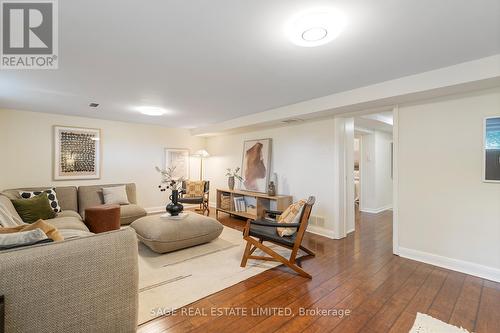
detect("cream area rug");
top-left (137, 226), bottom-right (303, 324)
top-left (409, 313), bottom-right (472, 333)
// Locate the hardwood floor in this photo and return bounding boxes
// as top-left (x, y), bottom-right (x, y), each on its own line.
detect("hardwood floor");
top-left (138, 209), bottom-right (500, 333)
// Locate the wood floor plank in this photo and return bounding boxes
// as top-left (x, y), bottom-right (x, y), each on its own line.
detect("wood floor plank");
top-left (475, 280), bottom-right (500, 333)
top-left (448, 275), bottom-right (483, 332)
top-left (359, 264), bottom-right (433, 332)
top-left (427, 271), bottom-right (466, 322)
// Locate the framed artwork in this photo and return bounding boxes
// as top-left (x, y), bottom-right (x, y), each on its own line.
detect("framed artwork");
top-left (240, 138), bottom-right (272, 193)
top-left (165, 148), bottom-right (190, 180)
top-left (53, 126), bottom-right (101, 180)
top-left (483, 116), bottom-right (500, 182)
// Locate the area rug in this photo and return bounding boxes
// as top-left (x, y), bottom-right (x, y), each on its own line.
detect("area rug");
top-left (137, 226), bottom-right (302, 324)
top-left (409, 313), bottom-right (472, 333)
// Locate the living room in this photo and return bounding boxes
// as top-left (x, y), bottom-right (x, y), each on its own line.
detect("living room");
top-left (1, 1), bottom-right (500, 333)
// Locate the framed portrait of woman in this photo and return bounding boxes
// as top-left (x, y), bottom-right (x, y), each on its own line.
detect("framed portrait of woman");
top-left (240, 138), bottom-right (272, 193)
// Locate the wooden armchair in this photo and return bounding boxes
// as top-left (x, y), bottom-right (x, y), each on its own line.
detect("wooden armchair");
top-left (240, 196), bottom-right (316, 278)
top-left (178, 181), bottom-right (210, 216)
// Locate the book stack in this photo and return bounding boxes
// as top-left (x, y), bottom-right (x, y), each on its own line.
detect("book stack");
top-left (233, 197), bottom-right (247, 212)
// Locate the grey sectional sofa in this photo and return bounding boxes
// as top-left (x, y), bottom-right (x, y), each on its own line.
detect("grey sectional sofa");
top-left (2, 183), bottom-right (147, 227)
top-left (0, 183), bottom-right (147, 332)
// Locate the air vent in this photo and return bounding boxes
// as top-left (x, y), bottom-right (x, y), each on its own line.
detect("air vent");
top-left (89, 103), bottom-right (99, 108)
top-left (282, 118), bottom-right (304, 124)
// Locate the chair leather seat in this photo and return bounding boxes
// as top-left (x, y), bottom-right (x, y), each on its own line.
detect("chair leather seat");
top-left (249, 222), bottom-right (296, 247)
top-left (178, 196), bottom-right (203, 204)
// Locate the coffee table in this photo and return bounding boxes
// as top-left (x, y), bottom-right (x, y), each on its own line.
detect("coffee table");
top-left (130, 211), bottom-right (223, 253)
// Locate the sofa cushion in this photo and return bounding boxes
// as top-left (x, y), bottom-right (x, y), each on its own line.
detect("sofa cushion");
top-left (59, 229), bottom-right (94, 239)
top-left (2, 186), bottom-right (78, 212)
top-left (78, 183), bottom-right (137, 218)
top-left (57, 210), bottom-right (83, 220)
top-left (49, 216), bottom-right (90, 232)
top-left (11, 193), bottom-right (57, 224)
top-left (119, 204), bottom-right (147, 225)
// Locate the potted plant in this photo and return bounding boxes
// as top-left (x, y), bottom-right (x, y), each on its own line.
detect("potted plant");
top-left (225, 167), bottom-right (243, 190)
top-left (156, 166), bottom-right (185, 216)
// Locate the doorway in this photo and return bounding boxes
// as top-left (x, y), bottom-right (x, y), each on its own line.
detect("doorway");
top-left (344, 110), bottom-right (394, 236)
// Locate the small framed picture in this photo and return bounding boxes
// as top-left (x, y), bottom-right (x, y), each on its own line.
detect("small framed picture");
top-left (53, 126), bottom-right (101, 180)
top-left (165, 148), bottom-right (190, 180)
top-left (483, 116), bottom-right (500, 182)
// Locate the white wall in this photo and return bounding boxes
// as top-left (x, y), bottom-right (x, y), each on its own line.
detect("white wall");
top-left (397, 88), bottom-right (500, 281)
top-left (205, 118), bottom-right (337, 237)
top-left (0, 109), bottom-right (206, 210)
top-left (359, 130), bottom-right (393, 213)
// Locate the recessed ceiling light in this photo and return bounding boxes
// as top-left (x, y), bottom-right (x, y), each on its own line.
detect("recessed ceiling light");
top-left (302, 28), bottom-right (328, 41)
top-left (135, 106), bottom-right (167, 116)
top-left (286, 8), bottom-right (347, 47)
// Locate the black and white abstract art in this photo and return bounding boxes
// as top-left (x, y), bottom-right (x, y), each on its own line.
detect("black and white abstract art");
top-left (54, 126), bottom-right (101, 180)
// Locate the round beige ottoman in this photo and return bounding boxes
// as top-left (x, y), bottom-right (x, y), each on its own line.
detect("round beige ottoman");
top-left (130, 212), bottom-right (223, 253)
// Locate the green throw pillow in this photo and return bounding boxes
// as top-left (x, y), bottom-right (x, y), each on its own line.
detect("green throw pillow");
top-left (11, 192), bottom-right (57, 224)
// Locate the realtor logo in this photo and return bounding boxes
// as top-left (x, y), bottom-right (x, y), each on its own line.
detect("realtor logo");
top-left (1, 0), bottom-right (58, 69)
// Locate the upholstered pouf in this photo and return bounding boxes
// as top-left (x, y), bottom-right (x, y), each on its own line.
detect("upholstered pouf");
top-left (85, 205), bottom-right (121, 233)
top-left (130, 211), bottom-right (223, 253)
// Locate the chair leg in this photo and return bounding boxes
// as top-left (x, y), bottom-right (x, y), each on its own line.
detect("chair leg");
top-left (244, 237), bottom-right (312, 278)
top-left (240, 240), bottom-right (252, 267)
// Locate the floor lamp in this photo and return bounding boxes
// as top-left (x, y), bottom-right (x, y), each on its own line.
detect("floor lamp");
top-left (193, 149), bottom-right (210, 180)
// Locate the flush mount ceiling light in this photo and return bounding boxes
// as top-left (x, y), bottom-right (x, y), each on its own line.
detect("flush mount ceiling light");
top-left (135, 106), bottom-right (167, 116)
top-left (286, 8), bottom-right (347, 47)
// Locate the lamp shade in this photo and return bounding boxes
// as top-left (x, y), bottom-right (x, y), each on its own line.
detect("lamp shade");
top-left (193, 149), bottom-right (210, 158)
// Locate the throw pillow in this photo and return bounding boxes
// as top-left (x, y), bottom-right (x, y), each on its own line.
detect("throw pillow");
top-left (102, 185), bottom-right (130, 205)
top-left (19, 188), bottom-right (61, 213)
top-left (185, 181), bottom-right (205, 198)
top-left (11, 193), bottom-right (57, 224)
top-left (276, 200), bottom-right (306, 237)
top-left (0, 229), bottom-right (48, 249)
top-left (0, 219), bottom-right (64, 241)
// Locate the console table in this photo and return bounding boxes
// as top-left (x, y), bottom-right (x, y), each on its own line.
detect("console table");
top-left (216, 188), bottom-right (292, 220)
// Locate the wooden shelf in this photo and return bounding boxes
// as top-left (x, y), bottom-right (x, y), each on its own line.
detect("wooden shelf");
top-left (216, 188), bottom-right (293, 221)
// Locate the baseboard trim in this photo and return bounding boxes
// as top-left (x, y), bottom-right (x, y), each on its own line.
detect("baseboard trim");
top-left (306, 225), bottom-right (335, 239)
top-left (399, 247), bottom-right (500, 283)
top-left (359, 205), bottom-right (393, 214)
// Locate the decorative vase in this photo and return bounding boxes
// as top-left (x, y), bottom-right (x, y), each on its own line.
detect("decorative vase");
top-left (166, 189), bottom-right (184, 216)
top-left (228, 176), bottom-right (235, 190)
top-left (268, 181), bottom-right (276, 196)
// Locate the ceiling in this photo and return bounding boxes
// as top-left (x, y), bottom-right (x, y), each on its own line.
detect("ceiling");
top-left (1, 0), bottom-right (499, 128)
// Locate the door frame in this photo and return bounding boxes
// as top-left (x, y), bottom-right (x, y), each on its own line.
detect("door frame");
top-left (337, 106), bottom-right (399, 255)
